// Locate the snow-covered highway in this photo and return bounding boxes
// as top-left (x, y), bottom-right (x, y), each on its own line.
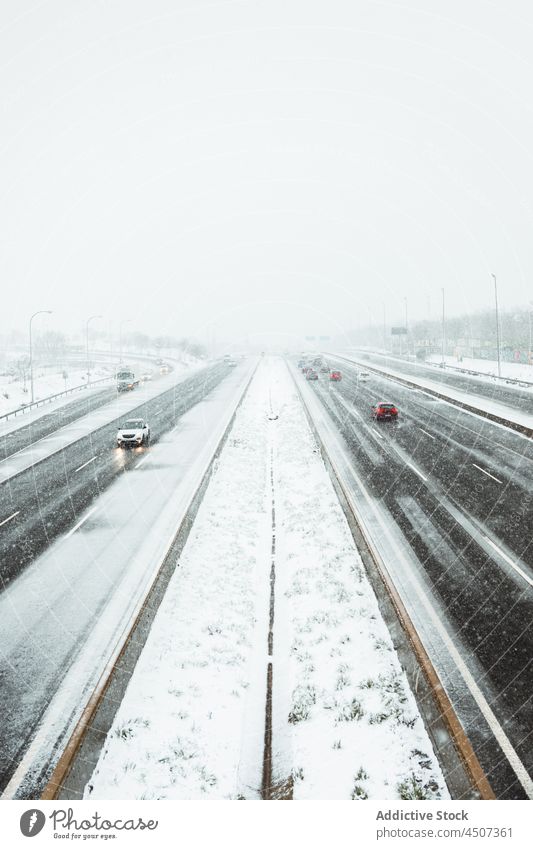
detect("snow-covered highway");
top-left (299, 356), bottom-right (533, 799)
top-left (0, 361), bottom-right (233, 584)
top-left (0, 358), bottom-right (256, 798)
top-left (1, 352), bottom-right (531, 802)
top-left (337, 351), bottom-right (533, 419)
top-left (72, 358), bottom-right (451, 801)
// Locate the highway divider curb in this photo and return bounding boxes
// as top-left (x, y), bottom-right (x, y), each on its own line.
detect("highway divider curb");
top-left (331, 353), bottom-right (533, 439)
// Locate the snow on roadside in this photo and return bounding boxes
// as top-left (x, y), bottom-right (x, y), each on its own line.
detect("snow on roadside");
top-left (339, 351), bottom-right (533, 432)
top-left (270, 359), bottom-right (448, 800)
top-left (426, 354), bottom-right (533, 383)
top-left (85, 357), bottom-right (448, 800)
top-left (85, 366), bottom-right (272, 799)
top-left (0, 365), bottom-right (114, 416)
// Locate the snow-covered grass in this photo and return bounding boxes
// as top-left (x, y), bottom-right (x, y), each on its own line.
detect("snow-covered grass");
top-left (425, 354), bottom-right (533, 384)
top-left (0, 364), bottom-right (113, 416)
top-left (85, 357), bottom-right (448, 800)
top-left (0, 347), bottom-right (204, 418)
top-left (271, 360), bottom-right (448, 800)
top-left (85, 368), bottom-right (272, 800)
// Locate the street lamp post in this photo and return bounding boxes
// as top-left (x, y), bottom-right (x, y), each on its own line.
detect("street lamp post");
top-left (491, 273), bottom-right (502, 378)
top-left (86, 315), bottom-right (102, 387)
top-left (441, 287), bottom-right (446, 366)
top-left (118, 319), bottom-right (132, 364)
top-left (528, 301), bottom-right (533, 366)
top-left (29, 310), bottom-right (52, 404)
top-left (403, 296), bottom-right (408, 357)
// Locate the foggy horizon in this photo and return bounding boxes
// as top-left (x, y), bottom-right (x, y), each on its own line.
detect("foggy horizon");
top-left (3, 1), bottom-right (533, 347)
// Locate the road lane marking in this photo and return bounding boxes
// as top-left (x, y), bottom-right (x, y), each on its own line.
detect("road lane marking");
top-left (74, 456), bottom-right (96, 473)
top-left (483, 536), bottom-right (533, 588)
top-left (418, 428), bottom-right (436, 440)
top-left (0, 511), bottom-right (19, 527)
top-left (64, 506), bottom-right (98, 539)
top-left (135, 455), bottom-right (149, 468)
top-left (472, 463), bottom-right (503, 484)
top-left (405, 462), bottom-right (428, 481)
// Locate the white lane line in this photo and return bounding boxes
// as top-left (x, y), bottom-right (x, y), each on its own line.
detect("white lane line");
top-left (472, 463), bottom-right (503, 484)
top-left (405, 461), bottom-right (428, 481)
top-left (64, 506), bottom-right (98, 539)
top-left (135, 455), bottom-right (149, 468)
top-left (74, 456), bottom-right (96, 473)
top-left (418, 428), bottom-right (436, 440)
top-left (484, 536), bottom-right (533, 588)
top-left (0, 511), bottom-right (19, 527)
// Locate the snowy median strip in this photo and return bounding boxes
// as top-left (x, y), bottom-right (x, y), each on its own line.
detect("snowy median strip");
top-left (271, 360), bottom-right (447, 800)
top-left (85, 357), bottom-right (448, 800)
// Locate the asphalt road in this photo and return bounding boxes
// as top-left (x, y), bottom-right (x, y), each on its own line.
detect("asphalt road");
top-left (340, 351), bottom-right (533, 413)
top-left (0, 386), bottom-right (116, 462)
top-left (0, 363), bottom-right (232, 587)
top-left (0, 360), bottom-right (253, 798)
top-left (303, 359), bottom-right (533, 799)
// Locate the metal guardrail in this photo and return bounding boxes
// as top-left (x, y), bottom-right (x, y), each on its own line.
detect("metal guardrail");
top-left (423, 360), bottom-right (533, 389)
top-left (0, 347), bottom-right (200, 425)
top-left (0, 376), bottom-right (114, 423)
top-left (333, 354), bottom-right (533, 439)
top-left (344, 349), bottom-right (533, 389)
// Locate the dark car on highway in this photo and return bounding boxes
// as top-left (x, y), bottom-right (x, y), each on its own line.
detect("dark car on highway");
top-left (306, 369), bottom-right (319, 381)
top-left (371, 402), bottom-right (398, 421)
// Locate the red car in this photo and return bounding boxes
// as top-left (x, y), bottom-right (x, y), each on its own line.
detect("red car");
top-left (330, 370), bottom-right (342, 381)
top-left (371, 402), bottom-right (398, 421)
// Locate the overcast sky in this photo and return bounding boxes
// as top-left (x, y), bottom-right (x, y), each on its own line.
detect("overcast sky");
top-left (2, 0), bottom-right (533, 348)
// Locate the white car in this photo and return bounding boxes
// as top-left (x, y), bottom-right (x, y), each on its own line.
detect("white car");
top-left (116, 418), bottom-right (151, 448)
